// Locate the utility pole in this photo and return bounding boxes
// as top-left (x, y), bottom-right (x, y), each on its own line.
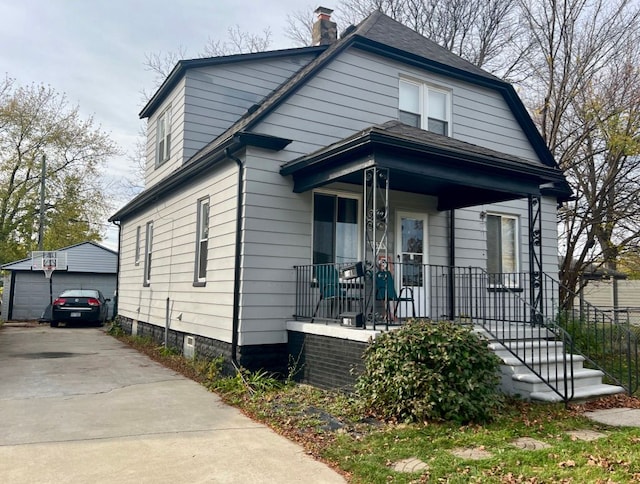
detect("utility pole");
top-left (38, 154), bottom-right (45, 250)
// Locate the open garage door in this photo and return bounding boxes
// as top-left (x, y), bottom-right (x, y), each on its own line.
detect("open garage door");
top-left (9, 272), bottom-right (116, 320)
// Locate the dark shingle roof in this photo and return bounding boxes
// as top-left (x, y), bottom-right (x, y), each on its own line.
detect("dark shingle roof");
top-left (355, 11), bottom-right (501, 82)
top-left (287, 119), bottom-right (543, 169)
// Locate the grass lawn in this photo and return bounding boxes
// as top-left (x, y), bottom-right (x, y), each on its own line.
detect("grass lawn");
top-left (111, 329), bottom-right (640, 483)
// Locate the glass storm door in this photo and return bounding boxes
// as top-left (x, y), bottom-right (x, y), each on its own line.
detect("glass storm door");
top-left (396, 212), bottom-right (429, 318)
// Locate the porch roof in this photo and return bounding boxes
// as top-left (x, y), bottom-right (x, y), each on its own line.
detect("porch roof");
top-left (280, 121), bottom-right (572, 211)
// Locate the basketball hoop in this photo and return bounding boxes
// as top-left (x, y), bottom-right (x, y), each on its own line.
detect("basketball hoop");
top-left (31, 250), bottom-right (66, 277)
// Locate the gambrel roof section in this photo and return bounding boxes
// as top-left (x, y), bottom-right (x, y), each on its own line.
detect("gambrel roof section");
top-left (185, 10), bottom-right (558, 171)
top-left (139, 46), bottom-right (328, 119)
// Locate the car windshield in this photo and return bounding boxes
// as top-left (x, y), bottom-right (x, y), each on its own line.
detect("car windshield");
top-left (60, 290), bottom-right (100, 299)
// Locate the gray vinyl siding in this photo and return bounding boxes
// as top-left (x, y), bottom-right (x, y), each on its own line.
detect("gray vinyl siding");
top-left (454, 196), bottom-right (558, 276)
top-left (118, 161), bottom-right (239, 344)
top-left (256, 48), bottom-right (540, 163)
top-left (181, 55), bottom-right (316, 162)
top-left (145, 77), bottom-right (187, 189)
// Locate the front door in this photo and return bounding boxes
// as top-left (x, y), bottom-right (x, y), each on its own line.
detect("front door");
top-left (395, 211), bottom-right (429, 318)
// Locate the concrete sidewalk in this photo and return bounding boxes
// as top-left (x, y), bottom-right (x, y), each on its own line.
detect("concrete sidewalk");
top-left (0, 324), bottom-right (345, 483)
top-left (585, 407), bottom-right (640, 427)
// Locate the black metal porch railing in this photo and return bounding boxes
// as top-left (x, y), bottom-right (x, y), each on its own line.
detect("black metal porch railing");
top-left (292, 262), bottom-right (640, 400)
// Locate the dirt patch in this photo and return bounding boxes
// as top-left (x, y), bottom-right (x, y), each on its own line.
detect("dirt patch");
top-left (573, 393), bottom-right (640, 411)
top-left (449, 447), bottom-right (493, 460)
top-left (1, 320), bottom-right (41, 328)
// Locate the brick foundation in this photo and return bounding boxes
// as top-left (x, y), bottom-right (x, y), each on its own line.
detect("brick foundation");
top-left (287, 330), bottom-right (367, 390)
top-left (115, 316), bottom-right (287, 376)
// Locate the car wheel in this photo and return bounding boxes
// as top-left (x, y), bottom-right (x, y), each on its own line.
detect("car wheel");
top-left (50, 321), bottom-right (59, 328)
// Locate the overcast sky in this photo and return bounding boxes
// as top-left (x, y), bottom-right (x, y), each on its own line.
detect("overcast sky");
top-left (0, 0), bottom-right (325, 249)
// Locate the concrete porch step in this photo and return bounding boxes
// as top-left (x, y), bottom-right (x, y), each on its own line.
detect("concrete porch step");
top-left (529, 383), bottom-right (626, 403)
top-left (511, 368), bottom-right (606, 394)
top-left (500, 352), bottom-right (584, 367)
top-left (501, 356), bottom-right (586, 378)
top-left (489, 340), bottom-right (566, 351)
top-left (475, 325), bottom-right (557, 342)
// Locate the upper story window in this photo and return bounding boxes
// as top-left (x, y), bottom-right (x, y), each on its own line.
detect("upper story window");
top-left (194, 197), bottom-right (210, 285)
top-left (486, 213), bottom-right (519, 287)
top-left (399, 79), bottom-right (451, 136)
top-left (156, 106), bottom-right (171, 166)
top-left (313, 192), bottom-right (359, 265)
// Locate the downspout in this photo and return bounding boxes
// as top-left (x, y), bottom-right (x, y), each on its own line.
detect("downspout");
top-left (226, 146), bottom-right (243, 369)
top-left (112, 220), bottom-right (121, 320)
top-left (7, 270), bottom-right (17, 320)
top-left (448, 209), bottom-right (456, 319)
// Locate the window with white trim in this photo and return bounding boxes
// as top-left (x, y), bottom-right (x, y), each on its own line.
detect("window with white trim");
top-left (155, 107), bottom-right (171, 166)
top-left (194, 197), bottom-right (210, 284)
top-left (399, 79), bottom-right (451, 136)
top-left (313, 192), bottom-right (359, 265)
top-left (143, 221), bottom-right (153, 286)
top-left (486, 214), bottom-right (519, 286)
top-left (134, 225), bottom-right (141, 265)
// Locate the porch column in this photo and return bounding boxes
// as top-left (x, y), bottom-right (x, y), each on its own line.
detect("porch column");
top-left (364, 167), bottom-right (389, 329)
top-left (528, 195), bottom-right (544, 323)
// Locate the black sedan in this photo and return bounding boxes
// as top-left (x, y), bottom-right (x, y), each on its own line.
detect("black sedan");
top-left (50, 289), bottom-right (110, 327)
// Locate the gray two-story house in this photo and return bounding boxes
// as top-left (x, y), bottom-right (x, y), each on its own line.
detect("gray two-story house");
top-left (110, 8), bottom-right (627, 402)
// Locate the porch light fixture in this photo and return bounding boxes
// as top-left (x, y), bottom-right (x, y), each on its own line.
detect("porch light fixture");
top-left (341, 261), bottom-right (364, 280)
top-left (340, 312), bottom-right (364, 327)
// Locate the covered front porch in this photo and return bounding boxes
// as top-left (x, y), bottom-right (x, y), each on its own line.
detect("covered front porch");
top-left (280, 121), bottom-right (570, 331)
top-left (280, 121), bottom-right (636, 402)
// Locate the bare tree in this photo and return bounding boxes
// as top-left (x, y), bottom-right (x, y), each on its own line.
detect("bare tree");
top-left (201, 25), bottom-right (272, 57)
top-left (333, 0), bottom-right (521, 76)
top-left (517, 0), bottom-right (640, 297)
top-left (285, 8), bottom-right (316, 47)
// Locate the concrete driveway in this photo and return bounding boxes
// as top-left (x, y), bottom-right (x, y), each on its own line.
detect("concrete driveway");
top-left (0, 324), bottom-right (345, 483)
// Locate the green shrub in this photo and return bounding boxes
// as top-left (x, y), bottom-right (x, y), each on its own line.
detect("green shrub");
top-left (355, 320), bottom-right (502, 423)
top-left (106, 320), bottom-right (125, 337)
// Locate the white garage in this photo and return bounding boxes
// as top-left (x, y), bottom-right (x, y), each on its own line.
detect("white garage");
top-left (1, 242), bottom-right (117, 321)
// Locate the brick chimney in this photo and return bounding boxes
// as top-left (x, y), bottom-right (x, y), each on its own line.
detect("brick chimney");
top-left (312, 6), bottom-right (337, 46)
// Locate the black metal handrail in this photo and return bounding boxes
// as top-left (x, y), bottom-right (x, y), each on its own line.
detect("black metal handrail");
top-left (543, 272), bottom-right (639, 395)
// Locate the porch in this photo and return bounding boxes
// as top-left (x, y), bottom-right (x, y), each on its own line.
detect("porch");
top-left (279, 121), bottom-right (634, 402)
top-left (288, 262), bottom-right (638, 402)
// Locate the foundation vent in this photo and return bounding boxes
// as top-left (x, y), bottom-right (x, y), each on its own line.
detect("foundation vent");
top-left (183, 335), bottom-right (196, 359)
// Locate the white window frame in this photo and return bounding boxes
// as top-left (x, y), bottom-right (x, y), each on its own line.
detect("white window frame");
top-left (155, 106), bottom-right (171, 166)
top-left (194, 197), bottom-right (210, 285)
top-left (486, 213), bottom-right (520, 287)
top-left (311, 189), bottom-right (362, 265)
top-left (398, 77), bottom-right (452, 136)
top-left (143, 221), bottom-right (153, 286)
top-left (134, 225), bottom-right (141, 265)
